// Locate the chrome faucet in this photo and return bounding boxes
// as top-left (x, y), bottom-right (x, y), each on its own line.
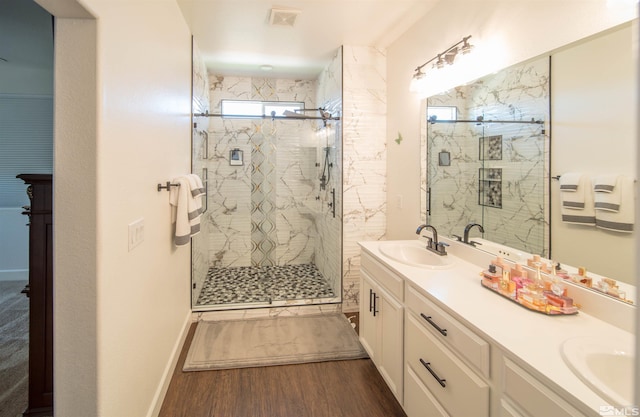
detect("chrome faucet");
top-left (463, 223), bottom-right (484, 246)
top-left (416, 224), bottom-right (448, 256)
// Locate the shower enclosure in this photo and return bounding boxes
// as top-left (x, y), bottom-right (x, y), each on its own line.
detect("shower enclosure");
top-left (190, 47), bottom-right (343, 311)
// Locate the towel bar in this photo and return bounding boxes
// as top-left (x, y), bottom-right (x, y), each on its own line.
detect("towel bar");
top-left (157, 182), bottom-right (180, 192)
top-left (552, 175), bottom-right (635, 182)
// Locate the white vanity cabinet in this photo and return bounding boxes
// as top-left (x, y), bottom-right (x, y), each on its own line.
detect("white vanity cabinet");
top-left (404, 283), bottom-right (490, 417)
top-left (360, 252), bottom-right (404, 404)
top-left (499, 358), bottom-right (586, 417)
top-left (358, 241), bottom-right (617, 417)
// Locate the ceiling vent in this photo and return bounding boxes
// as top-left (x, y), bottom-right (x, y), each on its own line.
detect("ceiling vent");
top-left (269, 7), bottom-right (301, 27)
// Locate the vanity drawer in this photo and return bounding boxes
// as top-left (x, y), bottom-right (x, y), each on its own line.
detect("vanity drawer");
top-left (404, 365), bottom-right (450, 417)
top-left (406, 312), bottom-right (489, 417)
top-left (406, 284), bottom-right (490, 378)
top-left (502, 358), bottom-right (585, 417)
top-left (362, 251), bottom-right (404, 301)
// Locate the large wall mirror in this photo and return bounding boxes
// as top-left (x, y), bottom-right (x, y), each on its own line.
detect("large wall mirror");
top-left (421, 20), bottom-right (637, 297)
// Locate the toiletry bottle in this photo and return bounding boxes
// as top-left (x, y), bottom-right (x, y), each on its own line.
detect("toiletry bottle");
top-left (533, 262), bottom-right (545, 290)
top-left (482, 264), bottom-right (501, 289)
top-left (570, 266), bottom-right (587, 284)
top-left (549, 264), bottom-right (566, 297)
top-left (500, 269), bottom-right (510, 292)
top-left (493, 256), bottom-right (507, 272)
top-left (527, 254), bottom-right (541, 268)
top-left (554, 262), bottom-right (571, 280)
top-left (509, 263), bottom-right (519, 278)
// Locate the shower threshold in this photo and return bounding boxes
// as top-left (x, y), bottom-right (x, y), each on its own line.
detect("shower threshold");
top-left (194, 263), bottom-right (338, 310)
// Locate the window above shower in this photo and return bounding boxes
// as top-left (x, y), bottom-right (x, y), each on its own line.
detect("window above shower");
top-left (221, 99), bottom-right (305, 118)
top-left (427, 105), bottom-right (457, 121)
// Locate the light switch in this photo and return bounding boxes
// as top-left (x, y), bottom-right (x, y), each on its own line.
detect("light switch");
top-left (128, 218), bottom-right (144, 251)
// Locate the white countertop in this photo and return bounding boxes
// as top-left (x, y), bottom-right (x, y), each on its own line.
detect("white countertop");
top-left (358, 239), bottom-right (635, 416)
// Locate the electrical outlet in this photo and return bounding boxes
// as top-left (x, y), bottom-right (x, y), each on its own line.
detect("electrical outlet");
top-left (396, 194), bottom-right (403, 209)
top-left (128, 218), bottom-right (144, 251)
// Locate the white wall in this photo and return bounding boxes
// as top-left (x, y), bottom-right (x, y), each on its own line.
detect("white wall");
top-left (386, 1), bottom-right (637, 241)
top-left (551, 22), bottom-right (637, 284)
top-left (35, 0), bottom-right (193, 415)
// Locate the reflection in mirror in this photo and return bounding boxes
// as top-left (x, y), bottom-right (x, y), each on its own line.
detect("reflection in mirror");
top-left (421, 22), bottom-right (637, 302)
top-left (424, 56), bottom-right (550, 257)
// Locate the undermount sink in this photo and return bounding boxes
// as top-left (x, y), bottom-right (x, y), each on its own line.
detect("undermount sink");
top-left (560, 336), bottom-right (634, 407)
top-left (378, 241), bottom-right (455, 269)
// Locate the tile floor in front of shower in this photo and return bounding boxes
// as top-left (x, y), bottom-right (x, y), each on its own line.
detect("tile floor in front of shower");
top-left (196, 263), bottom-right (335, 306)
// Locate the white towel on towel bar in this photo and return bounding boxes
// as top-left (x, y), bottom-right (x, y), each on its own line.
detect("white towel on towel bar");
top-left (169, 176), bottom-right (192, 246)
top-left (559, 172), bottom-right (582, 193)
top-left (170, 175), bottom-right (205, 246)
top-left (559, 173), bottom-right (595, 226)
top-left (186, 174), bottom-right (205, 237)
top-left (594, 175), bottom-right (620, 212)
top-left (187, 174), bottom-right (205, 198)
top-left (593, 174), bottom-right (618, 193)
top-left (595, 175), bottom-right (635, 233)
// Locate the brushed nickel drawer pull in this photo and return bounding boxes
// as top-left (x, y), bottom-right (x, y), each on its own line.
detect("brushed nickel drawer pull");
top-left (420, 358), bottom-right (446, 388)
top-left (420, 313), bottom-right (447, 336)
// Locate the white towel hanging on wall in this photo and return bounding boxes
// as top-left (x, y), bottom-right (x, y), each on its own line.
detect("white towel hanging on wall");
top-left (169, 174), bottom-right (206, 246)
top-left (169, 177), bottom-right (192, 246)
top-left (593, 174), bottom-right (620, 212)
top-left (559, 173), bottom-right (596, 226)
top-left (593, 174), bottom-right (618, 193)
top-left (595, 175), bottom-right (635, 233)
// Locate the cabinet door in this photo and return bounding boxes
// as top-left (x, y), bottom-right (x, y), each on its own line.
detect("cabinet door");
top-left (359, 272), bottom-right (378, 360)
top-left (378, 284), bottom-right (404, 403)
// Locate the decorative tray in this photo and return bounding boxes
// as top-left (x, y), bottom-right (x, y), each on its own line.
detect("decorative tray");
top-left (480, 279), bottom-right (579, 316)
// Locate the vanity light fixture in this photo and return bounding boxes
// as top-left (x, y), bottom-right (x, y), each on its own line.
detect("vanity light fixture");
top-left (410, 35), bottom-right (474, 93)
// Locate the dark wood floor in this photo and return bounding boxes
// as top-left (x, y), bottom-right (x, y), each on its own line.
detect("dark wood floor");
top-left (159, 318), bottom-right (406, 417)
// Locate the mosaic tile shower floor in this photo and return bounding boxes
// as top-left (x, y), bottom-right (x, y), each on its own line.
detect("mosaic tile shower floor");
top-left (196, 263), bottom-right (335, 306)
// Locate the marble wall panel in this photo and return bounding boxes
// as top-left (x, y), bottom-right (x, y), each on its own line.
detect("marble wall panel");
top-left (341, 45), bottom-right (387, 312)
top-left (203, 75), bottom-right (324, 271)
top-left (315, 48), bottom-right (344, 305)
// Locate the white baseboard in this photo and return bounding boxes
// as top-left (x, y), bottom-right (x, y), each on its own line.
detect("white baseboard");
top-left (0, 269), bottom-right (28, 282)
top-left (146, 310), bottom-right (192, 417)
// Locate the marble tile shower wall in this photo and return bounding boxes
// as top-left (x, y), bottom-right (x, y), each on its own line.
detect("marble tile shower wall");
top-left (341, 46), bottom-right (387, 312)
top-left (203, 76), bottom-right (316, 269)
top-left (313, 48), bottom-right (343, 302)
top-left (191, 42), bottom-right (210, 300)
top-left (427, 57), bottom-right (550, 256)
